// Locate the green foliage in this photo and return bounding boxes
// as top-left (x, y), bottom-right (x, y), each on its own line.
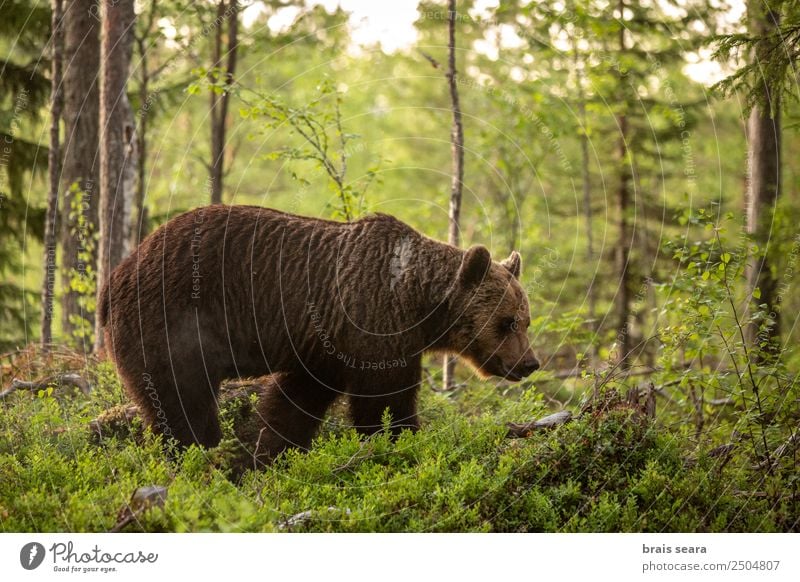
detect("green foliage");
top-left (0, 0), bottom-right (50, 51)
top-left (65, 186), bottom-right (97, 346)
top-left (654, 207), bottom-right (800, 525)
top-left (241, 78), bottom-right (375, 221)
top-left (712, 0), bottom-right (800, 113)
top-left (193, 72), bottom-right (378, 221)
top-left (0, 367), bottom-right (793, 532)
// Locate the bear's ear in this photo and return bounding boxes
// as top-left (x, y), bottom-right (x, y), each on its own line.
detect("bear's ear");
top-left (458, 245), bottom-right (492, 288)
top-left (501, 251), bottom-right (522, 279)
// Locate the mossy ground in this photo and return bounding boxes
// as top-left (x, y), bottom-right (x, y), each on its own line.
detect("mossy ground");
top-left (0, 361), bottom-right (790, 532)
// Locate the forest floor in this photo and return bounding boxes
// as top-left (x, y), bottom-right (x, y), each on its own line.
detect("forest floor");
top-left (0, 345), bottom-right (794, 532)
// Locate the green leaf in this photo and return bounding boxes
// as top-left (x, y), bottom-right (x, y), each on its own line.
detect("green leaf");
top-left (753, 287), bottom-right (761, 299)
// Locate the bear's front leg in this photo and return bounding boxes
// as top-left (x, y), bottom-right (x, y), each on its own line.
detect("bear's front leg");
top-left (347, 365), bottom-right (421, 437)
top-left (251, 372), bottom-right (340, 462)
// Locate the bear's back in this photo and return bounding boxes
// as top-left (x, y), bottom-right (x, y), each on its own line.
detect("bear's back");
top-left (102, 206), bottom-right (432, 372)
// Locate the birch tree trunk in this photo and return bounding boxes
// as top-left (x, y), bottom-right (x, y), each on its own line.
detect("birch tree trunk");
top-left (443, 0), bottom-right (464, 391)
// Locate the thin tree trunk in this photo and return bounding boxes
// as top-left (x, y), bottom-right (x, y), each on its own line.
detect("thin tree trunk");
top-left (575, 51), bottom-right (597, 361)
top-left (133, 34), bottom-right (149, 248)
top-left (209, 0), bottom-right (238, 204)
top-left (95, 0), bottom-right (135, 353)
top-left (41, 0), bottom-right (64, 348)
top-left (614, 0), bottom-right (632, 369)
top-left (443, 0), bottom-right (464, 391)
top-left (615, 115), bottom-right (632, 367)
top-left (131, 0), bottom-right (158, 248)
top-left (745, 0), bottom-right (781, 349)
top-left (120, 95), bottom-right (138, 258)
top-left (209, 0), bottom-right (223, 203)
top-left (60, 0), bottom-right (100, 343)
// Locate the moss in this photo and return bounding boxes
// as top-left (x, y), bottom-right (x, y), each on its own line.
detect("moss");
top-left (0, 367), bottom-right (792, 532)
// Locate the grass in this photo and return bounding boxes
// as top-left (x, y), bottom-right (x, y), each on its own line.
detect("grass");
top-left (0, 356), bottom-right (788, 533)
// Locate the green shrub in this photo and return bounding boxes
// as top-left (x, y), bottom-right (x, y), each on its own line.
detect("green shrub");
top-left (0, 369), bottom-right (790, 532)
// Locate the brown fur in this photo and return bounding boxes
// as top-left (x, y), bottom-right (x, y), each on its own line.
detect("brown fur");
top-left (100, 205), bottom-right (538, 458)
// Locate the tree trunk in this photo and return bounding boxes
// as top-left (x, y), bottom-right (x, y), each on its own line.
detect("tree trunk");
top-left (745, 0), bottom-right (781, 349)
top-left (41, 0), bottom-right (64, 348)
top-left (60, 0), bottom-right (101, 343)
top-left (132, 34), bottom-right (149, 249)
top-left (443, 0), bottom-right (464, 391)
top-left (209, 0), bottom-right (238, 204)
top-left (120, 99), bottom-right (138, 258)
top-left (95, 0), bottom-right (136, 353)
top-left (614, 0), bottom-right (632, 369)
top-left (131, 0), bottom-right (159, 249)
top-left (575, 51), bottom-right (597, 361)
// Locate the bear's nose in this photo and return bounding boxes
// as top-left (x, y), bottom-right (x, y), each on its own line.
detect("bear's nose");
top-left (521, 357), bottom-right (540, 376)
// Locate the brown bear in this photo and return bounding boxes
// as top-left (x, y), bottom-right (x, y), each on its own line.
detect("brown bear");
top-left (99, 205), bottom-right (539, 458)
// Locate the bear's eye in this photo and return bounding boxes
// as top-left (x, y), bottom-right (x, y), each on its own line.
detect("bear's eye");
top-left (500, 318), bottom-right (518, 333)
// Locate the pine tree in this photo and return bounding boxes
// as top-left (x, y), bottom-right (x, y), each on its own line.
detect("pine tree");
top-left (0, 0), bottom-right (51, 348)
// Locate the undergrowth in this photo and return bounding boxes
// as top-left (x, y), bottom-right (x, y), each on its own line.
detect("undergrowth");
top-left (0, 360), bottom-right (790, 532)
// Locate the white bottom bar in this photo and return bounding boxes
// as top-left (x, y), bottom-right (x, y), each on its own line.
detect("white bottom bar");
top-left (1, 533), bottom-right (797, 581)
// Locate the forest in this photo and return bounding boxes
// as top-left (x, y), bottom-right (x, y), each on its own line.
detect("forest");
top-left (0, 0), bottom-right (799, 533)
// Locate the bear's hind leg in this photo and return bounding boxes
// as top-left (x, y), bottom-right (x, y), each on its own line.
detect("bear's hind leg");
top-left (122, 363), bottom-right (223, 449)
top-left (169, 373), bottom-right (223, 449)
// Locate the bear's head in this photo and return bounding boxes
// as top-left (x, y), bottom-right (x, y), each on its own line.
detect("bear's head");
top-left (446, 245), bottom-right (539, 382)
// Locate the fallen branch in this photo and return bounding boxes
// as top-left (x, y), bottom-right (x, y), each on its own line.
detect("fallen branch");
top-left (506, 410), bottom-right (573, 438)
top-left (0, 373), bottom-right (91, 398)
